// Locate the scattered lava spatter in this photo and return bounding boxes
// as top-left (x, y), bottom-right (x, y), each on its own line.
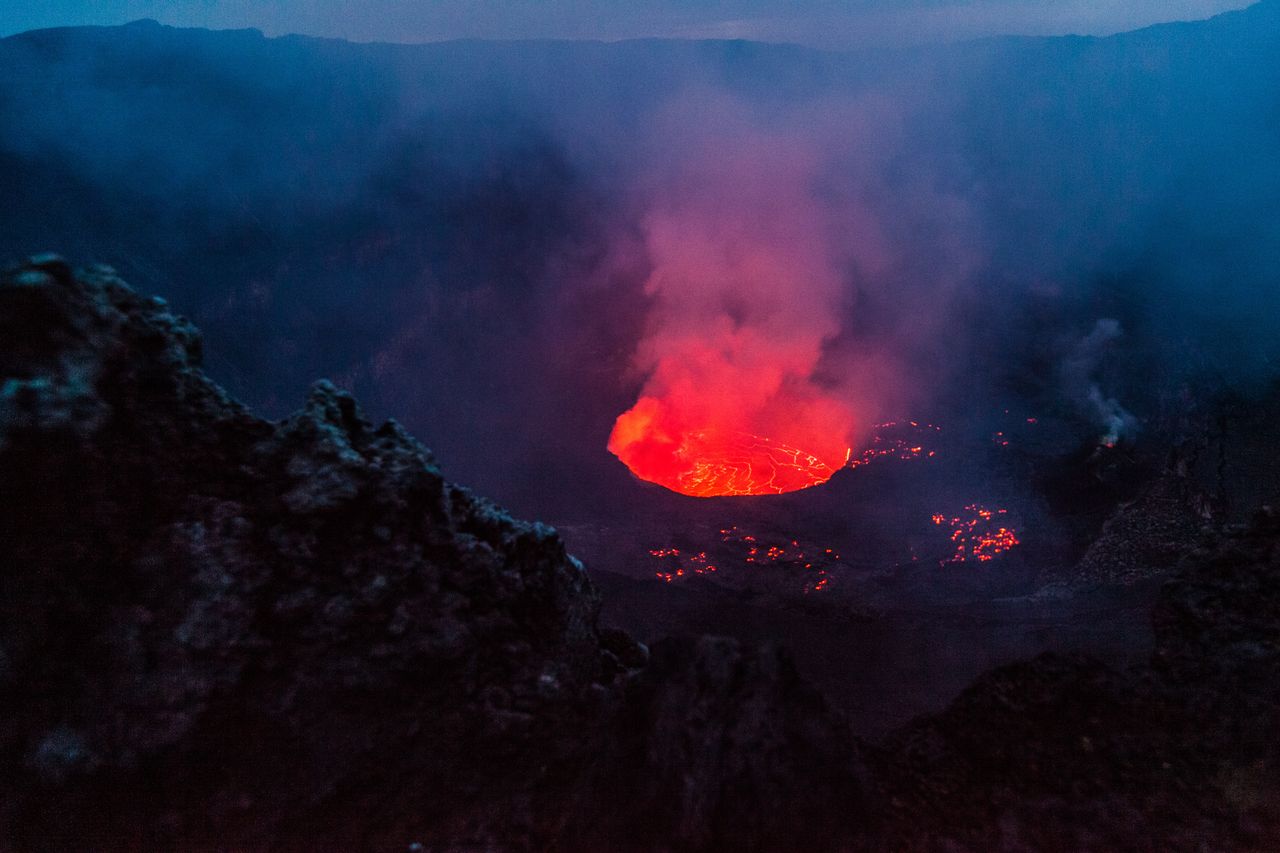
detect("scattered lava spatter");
top-left (648, 525), bottom-right (837, 593)
top-left (847, 421), bottom-right (940, 469)
top-left (932, 505), bottom-right (1021, 563)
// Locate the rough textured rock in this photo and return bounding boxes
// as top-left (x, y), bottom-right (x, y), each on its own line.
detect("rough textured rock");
top-left (873, 508), bottom-right (1280, 851)
top-left (3, 255), bottom-right (1279, 852)
top-left (1071, 474), bottom-right (1205, 585)
top-left (0, 256), bottom-right (608, 848)
top-left (566, 636), bottom-right (865, 852)
top-left (0, 257), bottom-right (863, 851)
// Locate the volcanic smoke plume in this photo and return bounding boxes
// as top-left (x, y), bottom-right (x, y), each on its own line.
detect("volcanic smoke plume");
top-left (607, 98), bottom-right (877, 497)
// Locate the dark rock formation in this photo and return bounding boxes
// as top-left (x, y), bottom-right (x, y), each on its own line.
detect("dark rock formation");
top-left (0, 255), bottom-right (602, 848)
top-left (3, 256), bottom-right (1279, 852)
top-left (1071, 473), bottom-right (1204, 584)
top-left (873, 508), bottom-right (1280, 851)
top-left (0, 257), bottom-right (861, 851)
top-left (565, 636), bottom-right (865, 852)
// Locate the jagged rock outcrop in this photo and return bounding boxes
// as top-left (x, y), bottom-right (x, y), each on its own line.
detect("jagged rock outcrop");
top-left (873, 508), bottom-right (1280, 851)
top-left (3, 255), bottom-right (1279, 852)
top-left (1071, 474), bottom-right (1205, 584)
top-left (0, 255), bottom-right (608, 848)
top-left (565, 636), bottom-right (865, 852)
top-left (0, 257), bottom-right (863, 851)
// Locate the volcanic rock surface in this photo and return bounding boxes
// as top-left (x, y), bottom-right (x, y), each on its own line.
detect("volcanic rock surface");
top-left (1, 256), bottom-right (1278, 851)
top-left (873, 508), bottom-right (1280, 850)
top-left (0, 257), bottom-right (861, 851)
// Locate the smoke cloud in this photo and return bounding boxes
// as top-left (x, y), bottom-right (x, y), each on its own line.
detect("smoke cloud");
top-left (1061, 319), bottom-right (1139, 447)
top-left (1, 6), bottom-right (1278, 512)
top-left (608, 95), bottom-right (877, 494)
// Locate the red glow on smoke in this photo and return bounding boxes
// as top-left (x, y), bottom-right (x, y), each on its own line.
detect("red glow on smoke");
top-left (605, 100), bottom-right (888, 498)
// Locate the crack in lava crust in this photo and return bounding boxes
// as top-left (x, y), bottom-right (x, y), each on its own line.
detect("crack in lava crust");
top-left (672, 430), bottom-right (838, 497)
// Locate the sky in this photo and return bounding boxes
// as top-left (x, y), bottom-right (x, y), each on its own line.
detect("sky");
top-left (0, 0), bottom-right (1259, 48)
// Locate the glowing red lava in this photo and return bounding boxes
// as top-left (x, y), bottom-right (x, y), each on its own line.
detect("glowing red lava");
top-left (609, 401), bottom-right (938, 498)
top-left (848, 421), bottom-right (939, 469)
top-left (932, 505), bottom-right (1021, 563)
top-left (647, 525), bottom-right (836, 593)
top-left (608, 397), bottom-right (847, 497)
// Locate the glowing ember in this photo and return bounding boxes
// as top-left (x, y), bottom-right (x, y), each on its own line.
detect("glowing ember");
top-left (932, 505), bottom-right (1021, 563)
top-left (647, 525), bottom-right (837, 593)
top-left (846, 421), bottom-right (940, 469)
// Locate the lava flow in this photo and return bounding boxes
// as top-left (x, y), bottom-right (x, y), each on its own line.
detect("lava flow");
top-left (608, 403), bottom-right (843, 497)
top-left (609, 406), bottom-right (938, 497)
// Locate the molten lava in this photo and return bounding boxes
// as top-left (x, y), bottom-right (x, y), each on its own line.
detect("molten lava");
top-left (647, 525), bottom-right (837, 593)
top-left (933, 505), bottom-right (1021, 563)
top-left (610, 408), bottom-right (929, 498)
top-left (608, 425), bottom-right (842, 496)
top-left (610, 408), bottom-right (940, 497)
top-left (847, 421), bottom-right (939, 468)
top-left (609, 401), bottom-right (843, 497)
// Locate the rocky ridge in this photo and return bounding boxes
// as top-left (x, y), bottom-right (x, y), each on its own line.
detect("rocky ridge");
top-left (0, 257), bottom-right (860, 850)
top-left (1, 256), bottom-right (1278, 851)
